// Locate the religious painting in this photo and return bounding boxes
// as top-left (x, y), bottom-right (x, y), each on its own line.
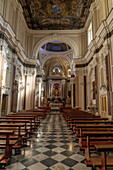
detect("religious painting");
top-left (52, 82), bottom-right (61, 97)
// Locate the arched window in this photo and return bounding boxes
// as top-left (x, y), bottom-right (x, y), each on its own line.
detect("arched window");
top-left (88, 22), bottom-right (93, 45)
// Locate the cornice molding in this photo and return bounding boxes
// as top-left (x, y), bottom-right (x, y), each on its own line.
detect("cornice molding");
top-left (0, 14), bottom-right (37, 67)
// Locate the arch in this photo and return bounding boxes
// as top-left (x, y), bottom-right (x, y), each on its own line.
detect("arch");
top-left (41, 54), bottom-right (71, 69)
top-left (52, 82), bottom-right (61, 89)
top-left (33, 33), bottom-right (79, 59)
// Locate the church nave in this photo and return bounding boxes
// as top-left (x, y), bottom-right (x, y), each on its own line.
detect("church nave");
top-left (1, 0), bottom-right (113, 169)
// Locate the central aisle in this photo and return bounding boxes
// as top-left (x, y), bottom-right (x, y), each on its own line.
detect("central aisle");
top-left (6, 114), bottom-right (91, 170)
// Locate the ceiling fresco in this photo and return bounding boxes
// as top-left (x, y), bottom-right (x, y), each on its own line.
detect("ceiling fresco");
top-left (41, 42), bottom-right (71, 51)
top-left (18, 0), bottom-right (93, 30)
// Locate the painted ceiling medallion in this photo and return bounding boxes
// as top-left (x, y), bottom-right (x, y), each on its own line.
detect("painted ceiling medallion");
top-left (51, 5), bottom-right (62, 15)
top-left (47, 3), bottom-right (65, 16)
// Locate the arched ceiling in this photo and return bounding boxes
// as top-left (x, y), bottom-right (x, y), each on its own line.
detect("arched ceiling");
top-left (43, 56), bottom-right (70, 76)
top-left (18, 0), bottom-right (93, 30)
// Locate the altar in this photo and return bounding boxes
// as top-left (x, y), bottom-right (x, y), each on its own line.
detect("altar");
top-left (49, 101), bottom-right (64, 112)
top-left (49, 102), bottom-right (63, 107)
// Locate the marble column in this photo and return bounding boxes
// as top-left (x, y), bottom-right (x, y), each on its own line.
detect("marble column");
top-left (0, 44), bottom-right (7, 115)
top-left (12, 81), bottom-right (18, 112)
top-left (70, 77), bottom-right (76, 108)
top-left (49, 80), bottom-right (52, 97)
top-left (38, 79), bottom-right (42, 107)
top-left (0, 47), bottom-right (3, 115)
top-left (61, 79), bottom-right (65, 98)
top-left (35, 77), bottom-right (42, 107)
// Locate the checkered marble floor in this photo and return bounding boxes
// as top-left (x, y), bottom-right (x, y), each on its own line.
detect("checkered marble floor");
top-left (5, 114), bottom-right (91, 170)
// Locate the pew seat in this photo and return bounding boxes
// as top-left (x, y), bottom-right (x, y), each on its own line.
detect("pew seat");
top-left (0, 158), bottom-right (9, 167)
top-left (88, 157), bottom-right (113, 168)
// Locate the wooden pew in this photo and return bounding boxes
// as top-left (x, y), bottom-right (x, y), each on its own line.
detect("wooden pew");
top-left (9, 113), bottom-right (40, 121)
top-left (16, 111), bottom-right (45, 119)
top-left (8, 113), bottom-right (41, 122)
top-left (77, 131), bottom-right (113, 166)
top-left (76, 124), bottom-right (113, 145)
top-left (77, 127), bottom-right (113, 150)
top-left (0, 119), bottom-right (33, 134)
top-left (0, 130), bottom-right (14, 167)
top-left (62, 108), bottom-right (113, 169)
top-left (68, 118), bottom-right (109, 129)
top-left (0, 123), bottom-right (25, 144)
top-left (90, 144), bottom-right (113, 170)
top-left (29, 109), bottom-right (47, 118)
top-left (76, 124), bottom-right (113, 141)
top-left (0, 108), bottom-right (46, 169)
top-left (60, 106), bottom-right (72, 112)
top-left (71, 120), bottom-right (113, 133)
top-left (62, 109), bottom-right (100, 123)
top-left (2, 116), bottom-right (39, 129)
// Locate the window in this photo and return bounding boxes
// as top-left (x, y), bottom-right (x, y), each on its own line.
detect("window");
top-left (88, 22), bottom-right (93, 45)
top-left (53, 67), bottom-right (61, 73)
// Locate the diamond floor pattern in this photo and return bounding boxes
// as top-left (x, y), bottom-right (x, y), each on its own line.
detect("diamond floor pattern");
top-left (5, 114), bottom-right (91, 170)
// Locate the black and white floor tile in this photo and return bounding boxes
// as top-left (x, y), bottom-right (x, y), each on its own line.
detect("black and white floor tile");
top-left (5, 114), bottom-right (91, 170)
